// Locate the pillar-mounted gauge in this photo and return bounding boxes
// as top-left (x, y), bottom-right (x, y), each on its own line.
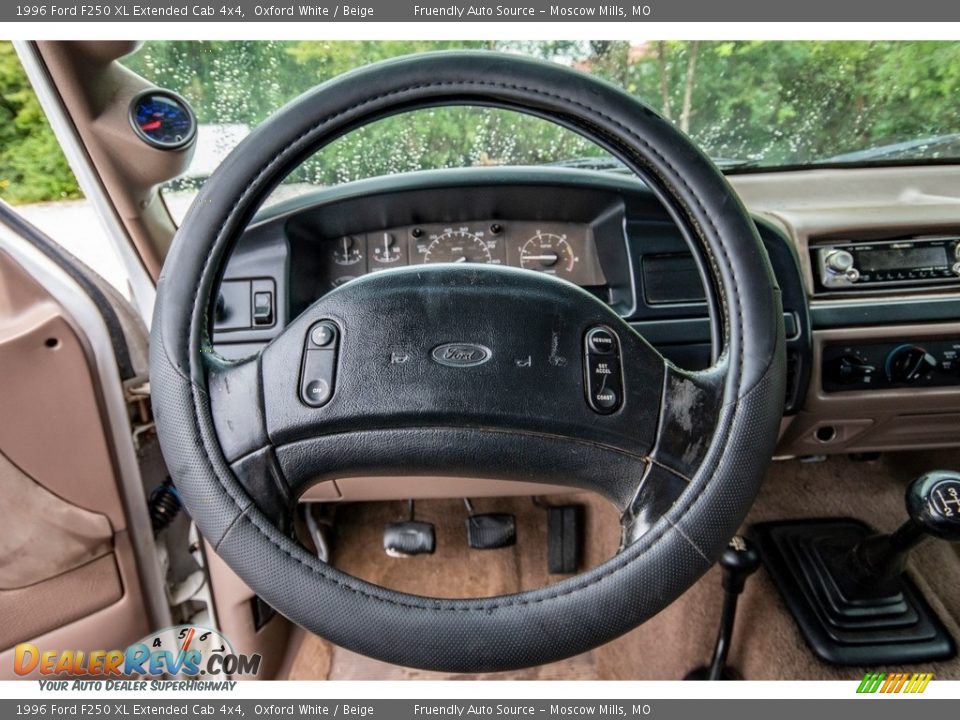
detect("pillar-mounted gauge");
top-left (128, 89), bottom-right (197, 150)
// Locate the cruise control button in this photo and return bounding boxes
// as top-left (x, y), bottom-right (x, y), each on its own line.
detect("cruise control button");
top-left (300, 325), bottom-right (339, 408)
top-left (585, 355), bottom-right (622, 415)
top-left (304, 379), bottom-right (331, 405)
top-left (586, 327), bottom-right (616, 354)
top-left (310, 323), bottom-right (335, 347)
top-left (593, 386), bottom-right (619, 410)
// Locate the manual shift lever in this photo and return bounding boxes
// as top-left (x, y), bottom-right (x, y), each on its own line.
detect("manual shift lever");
top-left (848, 471), bottom-right (960, 587)
top-left (754, 470), bottom-right (959, 665)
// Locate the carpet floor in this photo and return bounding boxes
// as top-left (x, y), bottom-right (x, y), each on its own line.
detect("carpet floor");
top-left (285, 449), bottom-right (960, 680)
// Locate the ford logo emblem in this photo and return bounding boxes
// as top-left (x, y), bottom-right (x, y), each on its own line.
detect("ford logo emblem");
top-left (431, 343), bottom-right (492, 368)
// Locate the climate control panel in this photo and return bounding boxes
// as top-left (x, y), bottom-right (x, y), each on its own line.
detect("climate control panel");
top-left (822, 339), bottom-right (960, 392)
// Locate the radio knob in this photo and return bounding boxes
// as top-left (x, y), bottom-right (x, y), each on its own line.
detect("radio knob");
top-left (886, 345), bottom-right (938, 384)
top-left (826, 249), bottom-right (855, 274)
top-left (952, 261), bottom-right (960, 277)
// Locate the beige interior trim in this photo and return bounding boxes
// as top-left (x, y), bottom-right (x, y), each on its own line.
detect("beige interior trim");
top-left (0, 554), bottom-right (122, 653)
top-left (300, 476), bottom-right (578, 502)
top-left (778, 323), bottom-right (960, 456)
top-left (0, 248), bottom-right (154, 669)
top-left (34, 41), bottom-right (191, 278)
top-left (0, 532), bottom-right (150, 677)
top-left (730, 165), bottom-right (960, 301)
top-left (204, 542), bottom-right (291, 680)
top-left (0, 449), bottom-right (113, 590)
top-left (0, 250), bottom-right (129, 530)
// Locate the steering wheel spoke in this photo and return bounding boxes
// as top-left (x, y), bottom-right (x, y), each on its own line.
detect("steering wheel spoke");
top-left (206, 352), bottom-right (295, 533)
top-left (621, 359), bottom-right (728, 545)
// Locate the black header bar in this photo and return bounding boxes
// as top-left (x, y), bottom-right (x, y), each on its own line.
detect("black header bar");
top-left (6, 0), bottom-right (960, 23)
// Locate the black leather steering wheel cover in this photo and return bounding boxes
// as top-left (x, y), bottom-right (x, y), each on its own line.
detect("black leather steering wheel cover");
top-left (150, 51), bottom-right (785, 672)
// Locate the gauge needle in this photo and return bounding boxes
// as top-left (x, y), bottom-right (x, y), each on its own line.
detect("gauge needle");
top-left (455, 256), bottom-right (467, 263)
top-left (524, 255), bottom-right (560, 261)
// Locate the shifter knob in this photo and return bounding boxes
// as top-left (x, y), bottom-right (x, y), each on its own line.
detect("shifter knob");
top-left (719, 535), bottom-right (761, 594)
top-left (853, 469), bottom-right (960, 584)
top-left (906, 470), bottom-right (960, 542)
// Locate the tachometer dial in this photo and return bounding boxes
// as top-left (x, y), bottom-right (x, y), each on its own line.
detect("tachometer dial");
top-left (520, 232), bottom-right (577, 275)
top-left (422, 230), bottom-right (492, 264)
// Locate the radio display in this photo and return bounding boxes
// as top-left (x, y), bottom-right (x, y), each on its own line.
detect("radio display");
top-left (858, 246), bottom-right (945, 272)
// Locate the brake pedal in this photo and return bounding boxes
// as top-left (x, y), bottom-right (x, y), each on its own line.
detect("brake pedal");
top-left (464, 499), bottom-right (516, 549)
top-left (383, 500), bottom-right (435, 557)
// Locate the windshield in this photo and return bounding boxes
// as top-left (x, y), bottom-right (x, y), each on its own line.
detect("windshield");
top-left (121, 41), bottom-right (960, 219)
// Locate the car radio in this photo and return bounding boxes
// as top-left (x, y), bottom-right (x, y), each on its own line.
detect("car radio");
top-left (816, 236), bottom-right (960, 290)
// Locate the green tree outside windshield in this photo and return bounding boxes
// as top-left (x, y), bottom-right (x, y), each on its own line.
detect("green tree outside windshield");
top-left (2, 40), bottom-right (960, 204)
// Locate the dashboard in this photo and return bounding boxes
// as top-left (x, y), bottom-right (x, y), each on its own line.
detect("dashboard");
top-left (212, 167), bottom-right (810, 409)
top-left (318, 220), bottom-right (606, 291)
top-left (212, 165), bottom-right (960, 458)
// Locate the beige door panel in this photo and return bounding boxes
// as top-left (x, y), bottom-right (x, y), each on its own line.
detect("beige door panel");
top-left (0, 248), bottom-right (151, 667)
top-left (0, 533), bottom-right (150, 678)
top-left (0, 554), bottom-right (122, 653)
top-left (0, 449), bottom-right (112, 589)
top-left (0, 252), bottom-right (128, 528)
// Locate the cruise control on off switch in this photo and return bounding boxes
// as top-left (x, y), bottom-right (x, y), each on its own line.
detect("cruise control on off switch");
top-left (584, 327), bottom-right (624, 414)
top-left (300, 321), bottom-right (339, 407)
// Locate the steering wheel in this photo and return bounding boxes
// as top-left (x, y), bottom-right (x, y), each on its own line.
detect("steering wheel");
top-left (150, 52), bottom-right (785, 673)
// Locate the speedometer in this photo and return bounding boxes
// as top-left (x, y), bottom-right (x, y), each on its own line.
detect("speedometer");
top-left (422, 230), bottom-right (493, 264)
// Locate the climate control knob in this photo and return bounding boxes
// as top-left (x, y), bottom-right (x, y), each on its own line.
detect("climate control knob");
top-left (886, 345), bottom-right (938, 384)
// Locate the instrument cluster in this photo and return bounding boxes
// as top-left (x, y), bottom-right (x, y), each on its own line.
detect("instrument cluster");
top-left (321, 220), bottom-right (607, 290)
